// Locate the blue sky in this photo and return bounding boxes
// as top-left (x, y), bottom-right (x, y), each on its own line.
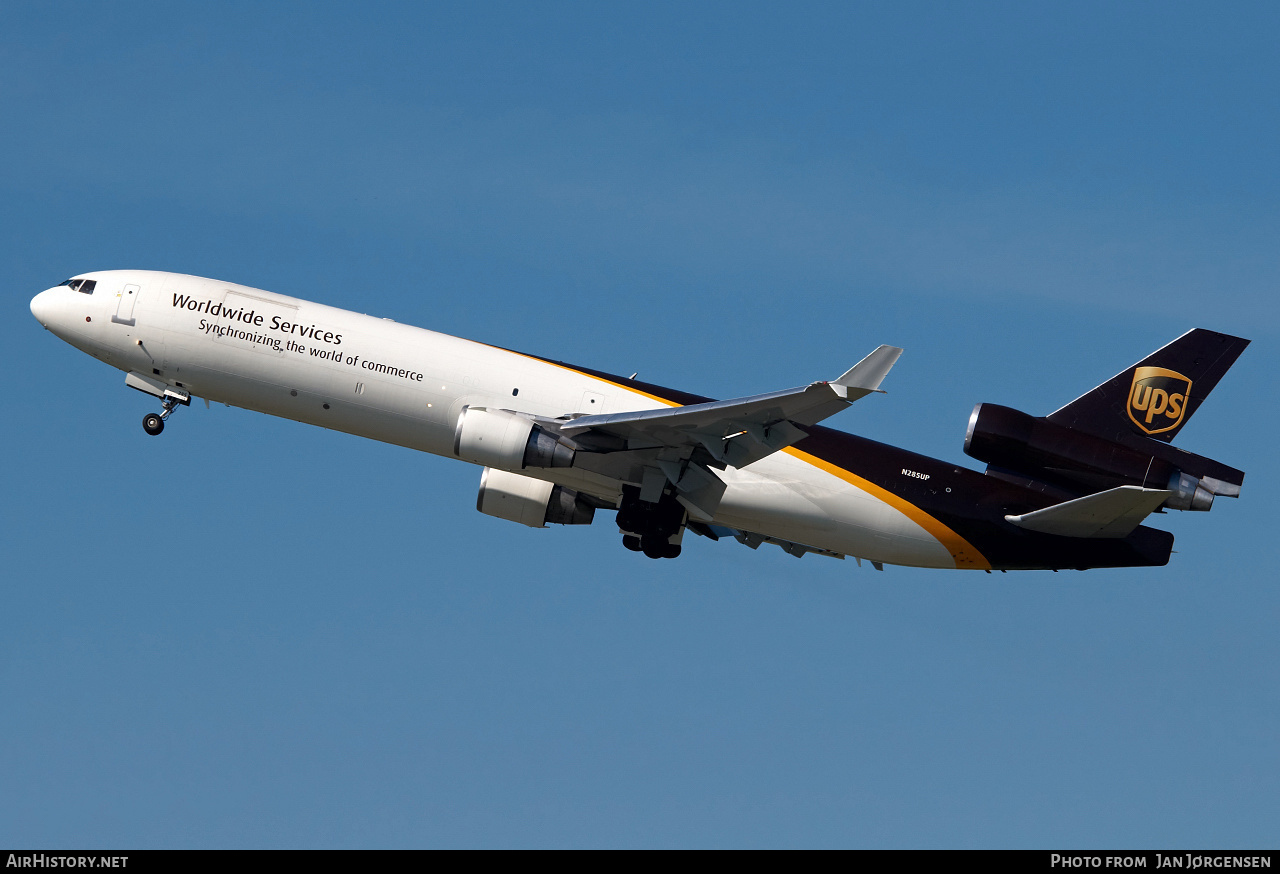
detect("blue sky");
top-left (2, 2), bottom-right (1277, 848)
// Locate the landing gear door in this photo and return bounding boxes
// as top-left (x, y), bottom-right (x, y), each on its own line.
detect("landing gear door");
top-left (113, 283), bottom-right (140, 326)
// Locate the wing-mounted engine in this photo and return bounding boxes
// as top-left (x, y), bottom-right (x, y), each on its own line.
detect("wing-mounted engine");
top-left (453, 406), bottom-right (580, 470)
top-left (475, 467), bottom-right (596, 528)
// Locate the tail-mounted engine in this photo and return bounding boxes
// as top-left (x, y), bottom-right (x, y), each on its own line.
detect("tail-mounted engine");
top-left (454, 406), bottom-right (578, 470)
top-left (964, 403), bottom-right (1242, 511)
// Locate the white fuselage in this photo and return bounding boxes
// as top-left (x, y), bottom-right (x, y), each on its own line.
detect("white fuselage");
top-left (31, 270), bottom-right (972, 568)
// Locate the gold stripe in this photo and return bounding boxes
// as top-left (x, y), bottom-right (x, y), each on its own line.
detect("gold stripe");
top-left (785, 447), bottom-right (991, 570)
top-left (499, 350), bottom-right (991, 570)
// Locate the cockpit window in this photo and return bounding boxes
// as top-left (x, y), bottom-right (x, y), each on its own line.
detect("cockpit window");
top-left (57, 278), bottom-right (96, 294)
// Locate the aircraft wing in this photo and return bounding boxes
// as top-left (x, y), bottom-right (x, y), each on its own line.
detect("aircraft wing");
top-left (561, 345), bottom-right (902, 469)
top-left (556, 345), bottom-right (901, 523)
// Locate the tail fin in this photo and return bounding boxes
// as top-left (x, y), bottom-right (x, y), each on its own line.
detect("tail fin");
top-left (1047, 328), bottom-right (1250, 444)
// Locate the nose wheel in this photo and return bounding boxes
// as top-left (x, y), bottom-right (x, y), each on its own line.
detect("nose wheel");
top-left (142, 395), bottom-right (183, 436)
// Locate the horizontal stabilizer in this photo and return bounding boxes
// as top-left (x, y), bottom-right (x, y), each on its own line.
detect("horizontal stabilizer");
top-left (1005, 486), bottom-right (1172, 539)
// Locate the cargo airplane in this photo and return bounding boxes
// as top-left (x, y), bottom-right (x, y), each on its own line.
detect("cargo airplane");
top-left (30, 271), bottom-right (1248, 571)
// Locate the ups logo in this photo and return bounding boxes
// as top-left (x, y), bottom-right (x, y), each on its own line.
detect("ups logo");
top-left (1128, 366), bottom-right (1192, 435)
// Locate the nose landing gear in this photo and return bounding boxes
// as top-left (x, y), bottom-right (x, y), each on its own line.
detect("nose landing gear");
top-left (142, 393), bottom-right (186, 436)
top-left (124, 372), bottom-right (192, 436)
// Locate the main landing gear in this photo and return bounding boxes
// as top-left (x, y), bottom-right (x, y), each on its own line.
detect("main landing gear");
top-left (616, 486), bottom-right (685, 559)
top-left (142, 395), bottom-right (183, 436)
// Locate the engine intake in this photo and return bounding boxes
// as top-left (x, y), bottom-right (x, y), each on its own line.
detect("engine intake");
top-left (454, 406), bottom-right (576, 470)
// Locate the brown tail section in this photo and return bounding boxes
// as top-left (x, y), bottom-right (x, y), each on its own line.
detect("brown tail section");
top-left (1047, 328), bottom-right (1250, 445)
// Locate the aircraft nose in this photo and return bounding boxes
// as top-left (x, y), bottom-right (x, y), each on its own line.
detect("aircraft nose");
top-left (30, 289), bottom-right (56, 327)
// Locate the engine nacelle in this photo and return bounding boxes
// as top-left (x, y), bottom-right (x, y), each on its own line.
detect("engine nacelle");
top-left (1165, 471), bottom-right (1215, 512)
top-left (476, 467), bottom-right (596, 528)
top-left (453, 406), bottom-right (575, 470)
top-left (964, 403), bottom-right (1230, 511)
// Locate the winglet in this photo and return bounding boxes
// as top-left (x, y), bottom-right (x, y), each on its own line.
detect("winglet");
top-left (834, 345), bottom-right (903, 392)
